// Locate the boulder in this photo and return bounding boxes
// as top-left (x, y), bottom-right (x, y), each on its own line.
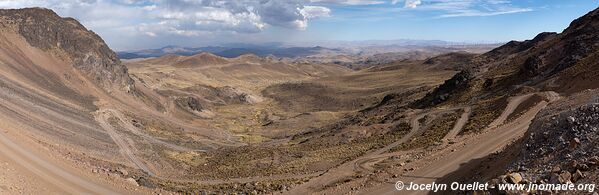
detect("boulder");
top-left (569, 138), bottom-right (580, 149)
top-left (559, 171), bottom-right (572, 183)
top-left (567, 116), bottom-right (576, 123)
top-left (590, 156), bottom-right (599, 164)
top-left (569, 160), bottom-right (579, 172)
top-left (507, 173), bottom-right (523, 184)
top-left (125, 178), bottom-right (139, 186)
top-left (117, 168), bottom-right (129, 176)
top-left (572, 170), bottom-right (584, 182)
top-left (550, 173), bottom-right (561, 184)
top-left (551, 166), bottom-right (561, 173)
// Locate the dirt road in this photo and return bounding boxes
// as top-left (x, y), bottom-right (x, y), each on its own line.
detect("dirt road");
top-left (443, 107), bottom-right (471, 142)
top-left (355, 106), bottom-right (471, 173)
top-left (286, 107), bottom-right (463, 194)
top-left (487, 94), bottom-right (533, 129)
top-left (362, 93), bottom-right (558, 194)
top-left (102, 109), bottom-right (197, 152)
top-left (96, 110), bottom-right (156, 177)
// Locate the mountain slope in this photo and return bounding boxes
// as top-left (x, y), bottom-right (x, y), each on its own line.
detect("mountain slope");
top-left (409, 8), bottom-right (599, 110)
top-left (173, 53), bottom-right (230, 68)
top-left (386, 6), bottom-right (599, 194)
top-left (0, 8), bottom-right (152, 194)
top-left (0, 8), bottom-right (133, 90)
top-left (0, 8), bottom-right (230, 194)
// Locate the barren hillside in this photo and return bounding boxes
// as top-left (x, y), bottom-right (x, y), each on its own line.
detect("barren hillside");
top-left (1, 5), bottom-right (599, 195)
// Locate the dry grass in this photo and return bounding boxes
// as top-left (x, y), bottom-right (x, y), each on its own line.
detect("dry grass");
top-left (150, 176), bottom-right (306, 194)
top-left (122, 111), bottom-right (206, 148)
top-left (461, 95), bottom-right (508, 134)
top-left (506, 94), bottom-right (545, 122)
top-left (123, 55), bottom-right (458, 192)
top-left (161, 123), bottom-right (411, 180)
top-left (264, 68), bottom-right (456, 112)
top-left (393, 111), bottom-right (460, 151)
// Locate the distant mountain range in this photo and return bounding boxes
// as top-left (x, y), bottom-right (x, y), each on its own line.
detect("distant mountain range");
top-left (117, 45), bottom-right (342, 59)
top-left (117, 40), bottom-right (501, 60)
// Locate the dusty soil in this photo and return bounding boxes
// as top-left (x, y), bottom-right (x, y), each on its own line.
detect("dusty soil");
top-left (4, 6), bottom-right (599, 195)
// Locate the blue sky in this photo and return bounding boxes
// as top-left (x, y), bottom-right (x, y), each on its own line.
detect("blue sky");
top-left (301, 0), bottom-right (599, 43)
top-left (1, 0), bottom-right (598, 50)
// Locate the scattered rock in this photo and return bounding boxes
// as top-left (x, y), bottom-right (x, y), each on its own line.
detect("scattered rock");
top-left (569, 138), bottom-right (580, 149)
top-left (549, 173), bottom-right (560, 184)
top-left (175, 96), bottom-right (203, 112)
top-left (551, 166), bottom-right (561, 173)
top-left (117, 168), bottom-right (128, 176)
top-left (590, 156), bottom-right (599, 164)
top-left (569, 161), bottom-right (579, 172)
top-left (572, 170), bottom-right (584, 182)
top-left (507, 173), bottom-right (523, 184)
top-left (567, 116), bottom-right (576, 123)
top-left (125, 178), bottom-right (139, 186)
top-left (578, 163), bottom-right (589, 171)
top-left (559, 171), bottom-right (571, 183)
top-left (498, 175), bottom-right (508, 184)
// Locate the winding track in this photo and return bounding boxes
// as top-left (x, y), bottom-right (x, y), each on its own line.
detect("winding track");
top-left (286, 107), bottom-right (464, 194)
top-left (487, 94), bottom-right (533, 129)
top-left (99, 109), bottom-right (324, 185)
top-left (101, 109), bottom-right (198, 152)
top-left (362, 92), bottom-right (560, 195)
top-left (96, 110), bottom-right (156, 177)
top-left (443, 107), bottom-right (471, 142)
top-left (355, 106), bottom-right (472, 172)
top-left (287, 92), bottom-right (556, 194)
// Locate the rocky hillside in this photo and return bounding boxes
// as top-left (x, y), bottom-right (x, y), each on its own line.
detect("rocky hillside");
top-left (0, 8), bottom-right (133, 90)
top-left (461, 90), bottom-right (599, 194)
top-left (411, 7), bottom-right (599, 109)
top-left (495, 8), bottom-right (599, 91)
top-left (431, 7), bottom-right (599, 194)
top-left (411, 70), bottom-right (472, 108)
top-left (507, 103), bottom-right (599, 189)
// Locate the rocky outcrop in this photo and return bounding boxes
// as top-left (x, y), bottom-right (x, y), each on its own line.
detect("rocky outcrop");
top-left (511, 9), bottom-right (599, 85)
top-left (0, 8), bottom-right (133, 90)
top-left (411, 70), bottom-right (472, 108)
top-left (521, 55), bottom-right (543, 76)
top-left (175, 96), bottom-right (203, 112)
top-left (443, 7), bottom-right (599, 102)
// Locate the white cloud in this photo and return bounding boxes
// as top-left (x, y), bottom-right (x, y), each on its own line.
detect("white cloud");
top-left (0, 0), bottom-right (332, 36)
top-left (438, 7), bottom-right (532, 18)
top-left (0, 0), bottom-right (534, 50)
top-left (402, 0), bottom-right (532, 18)
top-left (404, 0), bottom-right (421, 8)
top-left (310, 0), bottom-right (386, 5)
top-left (144, 31), bottom-right (157, 37)
top-left (301, 6), bottom-right (332, 18)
